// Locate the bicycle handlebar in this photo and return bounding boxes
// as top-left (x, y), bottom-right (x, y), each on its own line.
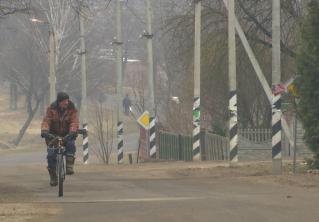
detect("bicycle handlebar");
top-left (77, 128), bottom-right (87, 135)
top-left (47, 135), bottom-right (65, 147)
top-left (46, 128), bottom-right (87, 146)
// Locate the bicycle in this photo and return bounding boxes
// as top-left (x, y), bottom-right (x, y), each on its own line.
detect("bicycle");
top-left (47, 135), bottom-right (67, 197)
top-left (47, 129), bottom-right (86, 197)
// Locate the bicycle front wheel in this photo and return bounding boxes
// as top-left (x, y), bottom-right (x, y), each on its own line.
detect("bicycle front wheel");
top-left (57, 154), bottom-right (64, 197)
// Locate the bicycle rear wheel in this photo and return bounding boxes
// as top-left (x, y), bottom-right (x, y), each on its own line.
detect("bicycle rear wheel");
top-left (57, 154), bottom-right (64, 197)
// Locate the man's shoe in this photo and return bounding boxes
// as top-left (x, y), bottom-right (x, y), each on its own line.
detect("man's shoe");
top-left (48, 168), bottom-right (58, 186)
top-left (66, 155), bottom-right (75, 175)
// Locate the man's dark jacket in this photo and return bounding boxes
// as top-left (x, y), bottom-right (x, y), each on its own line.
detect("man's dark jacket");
top-left (41, 101), bottom-right (79, 142)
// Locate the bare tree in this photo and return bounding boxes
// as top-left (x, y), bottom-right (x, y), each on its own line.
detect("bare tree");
top-left (151, 0), bottom-right (306, 132)
top-left (0, 0), bottom-right (30, 18)
top-left (0, 16), bottom-right (48, 145)
top-left (91, 101), bottom-right (114, 164)
top-left (0, 0), bottom-right (80, 146)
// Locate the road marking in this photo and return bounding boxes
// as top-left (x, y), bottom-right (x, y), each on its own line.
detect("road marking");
top-left (31, 196), bottom-right (208, 204)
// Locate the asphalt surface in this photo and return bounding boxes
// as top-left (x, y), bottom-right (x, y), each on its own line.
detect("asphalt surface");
top-left (1, 151), bottom-right (319, 222)
top-left (0, 132), bottom-right (139, 167)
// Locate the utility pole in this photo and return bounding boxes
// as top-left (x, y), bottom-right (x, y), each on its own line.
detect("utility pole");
top-left (228, 0), bottom-right (238, 163)
top-left (115, 0), bottom-right (124, 164)
top-left (192, 0), bottom-right (201, 161)
top-left (144, 0), bottom-right (156, 159)
top-left (79, 8), bottom-right (89, 164)
top-left (272, 0), bottom-right (282, 174)
top-left (49, 29), bottom-right (56, 103)
top-left (222, 0), bottom-right (272, 102)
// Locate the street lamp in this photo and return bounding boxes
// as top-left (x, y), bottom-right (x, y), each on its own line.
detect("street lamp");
top-left (30, 17), bottom-right (56, 103)
top-left (30, 18), bottom-right (46, 24)
top-left (171, 96), bottom-right (181, 104)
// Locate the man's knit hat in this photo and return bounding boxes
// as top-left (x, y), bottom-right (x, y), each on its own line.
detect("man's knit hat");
top-left (57, 92), bottom-right (69, 103)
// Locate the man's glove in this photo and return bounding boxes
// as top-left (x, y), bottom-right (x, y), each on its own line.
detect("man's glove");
top-left (41, 130), bottom-right (50, 139)
top-left (66, 132), bottom-right (77, 140)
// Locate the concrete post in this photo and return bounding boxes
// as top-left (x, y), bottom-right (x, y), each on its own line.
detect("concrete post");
top-left (116, 0), bottom-right (124, 164)
top-left (79, 9), bottom-right (89, 164)
top-left (228, 0), bottom-right (238, 163)
top-left (145, 0), bottom-right (156, 159)
top-left (192, 0), bottom-right (201, 161)
top-left (272, 0), bottom-right (282, 174)
top-left (49, 30), bottom-right (56, 103)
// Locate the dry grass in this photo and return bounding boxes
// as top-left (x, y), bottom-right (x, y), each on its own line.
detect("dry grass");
top-left (0, 203), bottom-right (61, 222)
top-left (0, 86), bottom-right (139, 160)
top-left (0, 86), bottom-right (45, 151)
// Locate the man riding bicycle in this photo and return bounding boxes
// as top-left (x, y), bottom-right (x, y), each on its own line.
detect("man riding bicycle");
top-left (41, 92), bottom-right (79, 186)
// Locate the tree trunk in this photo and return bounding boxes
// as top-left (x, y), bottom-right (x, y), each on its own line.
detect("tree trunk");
top-left (13, 98), bottom-right (41, 146)
top-left (10, 82), bottom-right (13, 110)
top-left (13, 83), bottom-right (18, 110)
top-left (9, 82), bottom-right (18, 110)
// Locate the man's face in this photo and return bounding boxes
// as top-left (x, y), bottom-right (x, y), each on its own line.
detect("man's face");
top-left (58, 99), bottom-right (69, 109)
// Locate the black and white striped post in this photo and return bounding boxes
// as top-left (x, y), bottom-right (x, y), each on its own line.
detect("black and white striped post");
top-left (83, 123), bottom-right (89, 164)
top-left (228, 0), bottom-right (238, 163)
top-left (149, 117), bottom-right (156, 158)
top-left (117, 121), bottom-right (124, 164)
top-left (229, 91), bottom-right (238, 162)
top-left (272, 93), bottom-right (282, 168)
top-left (193, 97), bottom-right (201, 160)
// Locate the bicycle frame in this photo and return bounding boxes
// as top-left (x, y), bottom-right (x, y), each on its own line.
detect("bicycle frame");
top-left (48, 136), bottom-right (66, 197)
top-left (56, 137), bottom-right (66, 197)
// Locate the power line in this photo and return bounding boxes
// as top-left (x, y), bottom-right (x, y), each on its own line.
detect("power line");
top-left (104, 0), bottom-right (112, 10)
top-left (125, 1), bottom-right (145, 25)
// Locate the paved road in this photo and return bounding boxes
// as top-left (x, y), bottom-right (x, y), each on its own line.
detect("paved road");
top-left (1, 154), bottom-right (319, 222)
top-left (0, 131), bottom-right (139, 167)
top-left (0, 151), bottom-right (45, 166)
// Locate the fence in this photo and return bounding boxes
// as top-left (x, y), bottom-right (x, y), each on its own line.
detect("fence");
top-left (238, 128), bottom-right (271, 142)
top-left (158, 130), bottom-right (228, 161)
top-left (201, 132), bottom-right (229, 160)
top-left (238, 127), bottom-right (310, 160)
top-left (158, 128), bottom-right (309, 161)
top-left (158, 132), bottom-right (192, 161)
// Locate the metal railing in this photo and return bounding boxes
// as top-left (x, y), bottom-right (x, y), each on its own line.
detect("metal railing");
top-left (158, 127), bottom-right (309, 161)
top-left (158, 130), bottom-right (228, 161)
top-left (158, 131), bottom-right (192, 161)
top-left (238, 128), bottom-right (271, 143)
top-left (202, 132), bottom-right (229, 160)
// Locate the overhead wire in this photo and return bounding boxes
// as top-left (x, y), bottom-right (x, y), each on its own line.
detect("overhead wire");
top-left (124, 0), bottom-right (146, 25)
